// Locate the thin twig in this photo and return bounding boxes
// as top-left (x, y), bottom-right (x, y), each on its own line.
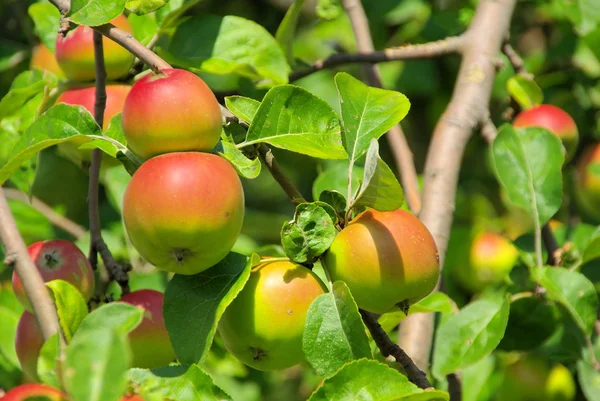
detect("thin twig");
top-left (480, 118), bottom-right (498, 145)
top-left (0, 187), bottom-right (60, 341)
top-left (3, 188), bottom-right (86, 239)
top-left (502, 42), bottom-right (533, 79)
top-left (399, 0), bottom-right (518, 374)
top-left (89, 31), bottom-right (130, 294)
top-left (359, 309), bottom-right (432, 389)
top-left (542, 224), bottom-right (560, 266)
top-left (289, 37), bottom-right (464, 82)
top-left (447, 373), bottom-right (463, 401)
top-left (341, 0), bottom-right (422, 214)
top-left (257, 145), bottom-right (306, 204)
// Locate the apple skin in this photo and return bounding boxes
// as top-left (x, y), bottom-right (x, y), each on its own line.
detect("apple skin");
top-left (55, 15), bottom-right (134, 81)
top-left (15, 312), bottom-right (44, 382)
top-left (513, 104), bottom-right (579, 161)
top-left (2, 383), bottom-right (66, 401)
top-left (324, 209), bottom-right (440, 314)
top-left (122, 68), bottom-right (222, 159)
top-left (123, 152), bottom-right (244, 275)
top-left (455, 232), bottom-right (519, 294)
top-left (30, 44), bottom-right (64, 78)
top-left (118, 289), bottom-right (176, 369)
top-left (574, 143), bottom-right (600, 222)
top-left (218, 260), bottom-right (326, 371)
top-left (12, 240), bottom-right (95, 311)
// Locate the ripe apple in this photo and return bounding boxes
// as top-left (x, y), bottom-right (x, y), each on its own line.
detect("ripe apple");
top-left (498, 355), bottom-right (575, 401)
top-left (2, 383), bottom-right (66, 401)
top-left (574, 143), bottom-right (600, 222)
top-left (119, 289), bottom-right (176, 369)
top-left (218, 259), bottom-right (326, 370)
top-left (123, 152), bottom-right (245, 274)
top-left (122, 68), bottom-right (222, 159)
top-left (30, 44), bottom-right (64, 78)
top-left (513, 104), bottom-right (579, 161)
top-left (455, 232), bottom-right (519, 293)
top-left (31, 147), bottom-right (90, 225)
top-left (55, 15), bottom-right (134, 81)
top-left (15, 312), bottom-right (44, 382)
top-left (324, 209), bottom-right (440, 314)
top-left (12, 239), bottom-right (95, 311)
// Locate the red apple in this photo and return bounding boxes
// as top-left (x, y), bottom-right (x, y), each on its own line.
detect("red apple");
top-left (122, 68), bottom-right (222, 159)
top-left (119, 289), bottom-right (176, 369)
top-left (2, 383), bottom-right (66, 401)
top-left (218, 259), bottom-right (326, 370)
top-left (12, 240), bottom-right (95, 311)
top-left (324, 209), bottom-right (440, 314)
top-left (123, 152), bottom-right (245, 274)
top-left (574, 143), bottom-right (600, 222)
top-left (15, 312), bottom-right (44, 382)
top-left (55, 15), bottom-right (134, 81)
top-left (513, 104), bottom-right (579, 161)
top-left (30, 44), bottom-right (64, 78)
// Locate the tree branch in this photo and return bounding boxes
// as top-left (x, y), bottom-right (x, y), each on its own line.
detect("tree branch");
top-left (89, 31), bottom-right (130, 294)
top-left (289, 37), bottom-right (464, 82)
top-left (3, 188), bottom-right (86, 240)
top-left (0, 187), bottom-right (60, 341)
top-left (257, 145), bottom-right (306, 204)
top-left (542, 224), bottom-right (560, 266)
top-left (341, 0), bottom-right (422, 214)
top-left (359, 310), bottom-right (432, 389)
top-left (502, 42), bottom-right (532, 78)
top-left (398, 0), bottom-right (517, 373)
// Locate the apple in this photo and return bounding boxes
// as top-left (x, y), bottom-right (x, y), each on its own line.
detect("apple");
top-left (12, 239), bottom-right (95, 311)
top-left (2, 383), bottom-right (66, 401)
top-left (498, 355), bottom-right (575, 401)
top-left (15, 312), bottom-right (44, 382)
top-left (122, 68), bottom-right (222, 159)
top-left (30, 44), bottom-right (64, 78)
top-left (455, 232), bottom-right (519, 293)
top-left (119, 289), bottom-right (176, 369)
top-left (55, 15), bottom-right (134, 81)
top-left (324, 209), bottom-right (440, 314)
top-left (123, 152), bottom-right (244, 274)
top-left (31, 147), bottom-right (90, 225)
top-left (513, 104), bottom-right (579, 161)
top-left (574, 143), bottom-right (600, 222)
top-left (218, 259), bottom-right (326, 370)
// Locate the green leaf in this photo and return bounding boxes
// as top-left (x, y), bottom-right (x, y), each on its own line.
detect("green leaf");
top-left (0, 307), bottom-right (20, 368)
top-left (275, 0), bottom-right (306, 66)
top-left (215, 140), bottom-right (261, 179)
top-left (127, 364), bottom-right (232, 401)
top-left (534, 267), bottom-right (599, 335)
top-left (462, 355), bottom-right (497, 401)
top-left (319, 190), bottom-right (347, 217)
top-left (46, 280), bottom-right (88, 343)
top-left (69, 0), bottom-right (127, 26)
top-left (224, 96), bottom-right (260, 124)
top-left (155, 0), bottom-right (201, 28)
top-left (506, 75), bottom-right (543, 110)
top-left (351, 139), bottom-right (404, 211)
top-left (335, 72), bottom-right (410, 163)
top-left (77, 302), bottom-right (144, 335)
top-left (0, 70), bottom-right (52, 122)
top-left (163, 252), bottom-right (251, 364)
top-left (167, 15), bottom-right (290, 84)
top-left (316, 0), bottom-right (343, 20)
top-left (378, 292), bottom-right (455, 333)
top-left (309, 359), bottom-right (449, 401)
top-left (281, 203), bottom-right (337, 264)
top-left (126, 0), bottom-right (169, 15)
top-left (37, 333), bottom-right (61, 388)
top-left (303, 281), bottom-right (372, 377)
top-left (582, 226), bottom-right (600, 264)
top-left (492, 125), bottom-right (564, 226)
top-left (128, 14), bottom-right (159, 46)
top-left (432, 295), bottom-right (510, 378)
top-left (577, 337), bottom-right (600, 401)
top-left (0, 104), bottom-right (102, 185)
top-left (313, 161), bottom-right (363, 200)
top-left (244, 85), bottom-right (346, 159)
top-left (64, 328), bottom-right (129, 401)
top-left (28, 3), bottom-right (61, 52)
